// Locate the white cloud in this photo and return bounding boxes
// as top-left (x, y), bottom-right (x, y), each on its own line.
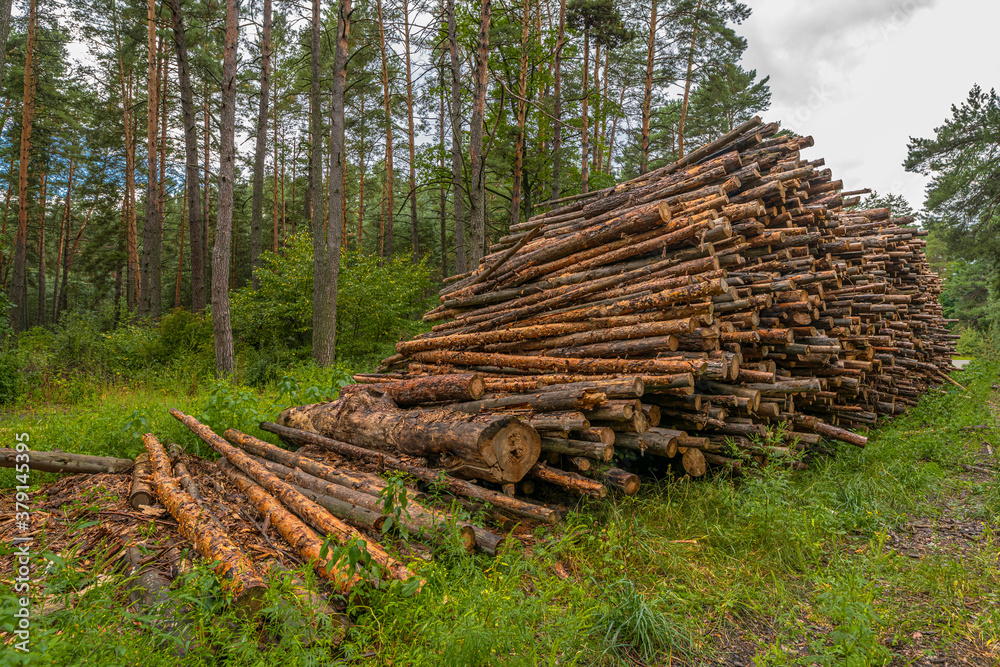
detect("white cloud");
top-left (741, 0), bottom-right (994, 210)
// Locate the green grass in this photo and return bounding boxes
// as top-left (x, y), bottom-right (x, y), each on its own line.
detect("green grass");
top-left (1, 360), bottom-right (998, 665)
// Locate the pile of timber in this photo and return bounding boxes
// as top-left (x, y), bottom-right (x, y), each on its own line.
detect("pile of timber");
top-left (278, 117), bottom-right (958, 500)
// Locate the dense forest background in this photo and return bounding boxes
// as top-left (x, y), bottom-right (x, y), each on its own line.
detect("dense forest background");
top-left (0, 0), bottom-right (996, 403)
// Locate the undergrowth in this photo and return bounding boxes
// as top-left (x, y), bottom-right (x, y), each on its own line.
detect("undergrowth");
top-left (0, 359), bottom-right (997, 665)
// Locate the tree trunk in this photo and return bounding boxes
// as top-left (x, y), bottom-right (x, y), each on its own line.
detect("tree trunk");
top-left (52, 147), bottom-right (74, 323)
top-left (176, 183), bottom-right (185, 308)
top-left (0, 0), bottom-right (13, 82)
top-left (36, 173), bottom-right (46, 328)
top-left (212, 0), bottom-right (238, 377)
top-left (168, 0), bottom-right (205, 311)
top-left (447, 0), bottom-right (466, 273)
top-left (551, 0), bottom-right (565, 202)
top-left (402, 0), bottom-right (418, 263)
top-left (591, 42), bottom-right (600, 171)
top-left (142, 0), bottom-right (162, 320)
top-left (272, 80), bottom-right (279, 252)
top-left (357, 94), bottom-right (366, 249)
top-left (677, 0), bottom-right (704, 160)
top-left (250, 0), bottom-right (271, 289)
top-left (510, 0), bottom-right (529, 229)
top-left (640, 0), bottom-right (656, 174)
top-left (580, 27), bottom-right (589, 193)
top-left (438, 51), bottom-right (448, 278)
top-left (11, 0), bottom-right (36, 331)
top-left (203, 83), bottom-right (210, 273)
top-left (468, 0), bottom-right (492, 267)
top-left (376, 0), bottom-right (394, 258)
top-left (313, 0), bottom-right (350, 367)
top-left (278, 389), bottom-right (540, 484)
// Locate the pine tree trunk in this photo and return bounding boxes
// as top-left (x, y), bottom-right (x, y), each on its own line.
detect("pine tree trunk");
top-left (0, 0), bottom-right (13, 82)
top-left (640, 0), bottom-right (656, 175)
top-left (250, 0), bottom-right (271, 289)
top-left (314, 0), bottom-right (350, 367)
top-left (36, 173), bottom-right (46, 328)
top-left (402, 0), bottom-right (418, 263)
top-left (212, 0), bottom-right (239, 377)
top-left (468, 0), bottom-right (491, 268)
top-left (203, 84), bottom-right (210, 273)
top-left (376, 0), bottom-right (394, 258)
top-left (273, 81), bottom-right (279, 252)
top-left (510, 0), bottom-right (529, 229)
top-left (438, 50), bottom-right (448, 279)
top-left (168, 0), bottom-right (205, 311)
top-left (9, 0), bottom-right (32, 333)
top-left (591, 42), bottom-right (600, 171)
top-left (357, 94), bottom-right (365, 249)
top-left (677, 0), bottom-right (704, 161)
top-left (142, 0), bottom-right (162, 320)
top-left (52, 148), bottom-right (74, 323)
top-left (176, 182), bottom-right (185, 308)
top-left (446, 0), bottom-right (466, 274)
top-left (551, 0), bottom-right (565, 202)
top-left (115, 27), bottom-right (140, 313)
top-left (580, 27), bottom-right (589, 194)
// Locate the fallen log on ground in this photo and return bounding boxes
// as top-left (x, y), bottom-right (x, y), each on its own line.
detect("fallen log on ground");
top-left (142, 433), bottom-right (267, 614)
top-left (0, 449), bottom-right (134, 475)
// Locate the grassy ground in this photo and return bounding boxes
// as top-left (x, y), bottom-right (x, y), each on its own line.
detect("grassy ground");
top-left (1, 360), bottom-right (998, 666)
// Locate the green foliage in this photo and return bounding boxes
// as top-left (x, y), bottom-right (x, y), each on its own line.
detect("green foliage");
top-left (231, 232), bottom-right (434, 367)
top-left (0, 348), bottom-right (20, 406)
top-left (594, 578), bottom-right (692, 662)
top-left (905, 85), bottom-right (1000, 265)
top-left (853, 190), bottom-right (915, 219)
top-left (956, 327), bottom-right (998, 358)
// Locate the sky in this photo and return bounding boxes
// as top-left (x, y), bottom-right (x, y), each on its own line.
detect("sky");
top-left (740, 0), bottom-right (1000, 211)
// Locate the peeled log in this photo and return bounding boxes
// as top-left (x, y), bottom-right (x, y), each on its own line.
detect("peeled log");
top-left (170, 409), bottom-right (413, 582)
top-left (276, 389), bottom-right (540, 484)
top-left (142, 433), bottom-right (267, 613)
top-left (218, 460), bottom-right (359, 592)
top-left (0, 449), bottom-right (133, 475)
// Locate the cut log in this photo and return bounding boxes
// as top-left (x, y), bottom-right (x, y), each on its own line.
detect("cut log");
top-left (128, 453), bottom-right (154, 509)
top-left (341, 373), bottom-right (485, 405)
top-left (170, 409), bottom-right (414, 582)
top-left (600, 468), bottom-right (641, 495)
top-left (142, 433), bottom-right (267, 613)
top-left (0, 449), bottom-right (134, 474)
top-left (529, 463), bottom-right (607, 498)
top-left (276, 389), bottom-right (540, 484)
top-left (217, 460), bottom-right (359, 592)
top-left (260, 421), bottom-right (559, 524)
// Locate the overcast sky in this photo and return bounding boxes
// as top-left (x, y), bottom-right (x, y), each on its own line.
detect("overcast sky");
top-left (740, 0), bottom-right (1000, 211)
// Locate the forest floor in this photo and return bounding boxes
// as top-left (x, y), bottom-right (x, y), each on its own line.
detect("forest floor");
top-left (0, 360), bottom-right (998, 666)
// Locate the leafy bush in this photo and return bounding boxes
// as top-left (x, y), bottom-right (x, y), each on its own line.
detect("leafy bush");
top-left (231, 232), bottom-right (434, 365)
top-left (0, 348), bottom-right (19, 405)
top-left (955, 326), bottom-right (997, 358)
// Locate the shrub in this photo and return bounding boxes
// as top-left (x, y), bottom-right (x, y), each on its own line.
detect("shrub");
top-left (955, 326), bottom-right (997, 358)
top-left (0, 349), bottom-right (19, 405)
top-left (231, 232), bottom-right (434, 365)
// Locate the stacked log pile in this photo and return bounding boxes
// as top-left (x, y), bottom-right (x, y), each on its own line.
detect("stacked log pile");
top-left (283, 117), bottom-right (957, 500)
